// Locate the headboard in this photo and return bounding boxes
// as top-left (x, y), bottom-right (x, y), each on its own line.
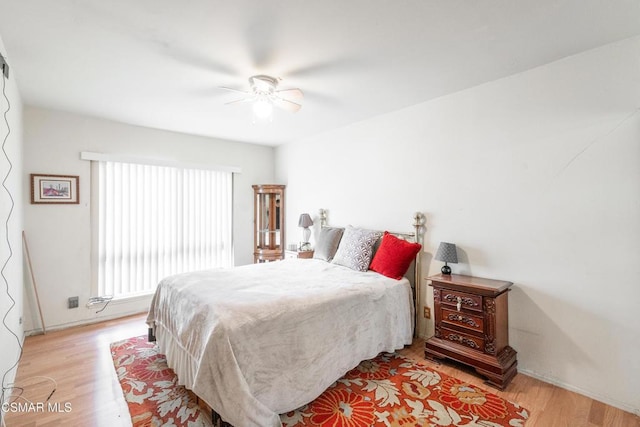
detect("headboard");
top-left (318, 209), bottom-right (426, 337)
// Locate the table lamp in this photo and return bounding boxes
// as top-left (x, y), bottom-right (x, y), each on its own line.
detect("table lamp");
top-left (298, 213), bottom-right (313, 251)
top-left (435, 242), bottom-right (458, 274)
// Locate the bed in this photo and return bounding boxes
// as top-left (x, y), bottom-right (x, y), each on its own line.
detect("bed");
top-left (146, 212), bottom-right (425, 427)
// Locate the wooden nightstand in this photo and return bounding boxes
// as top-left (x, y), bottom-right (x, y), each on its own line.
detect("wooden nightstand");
top-left (284, 250), bottom-right (314, 259)
top-left (425, 274), bottom-right (517, 389)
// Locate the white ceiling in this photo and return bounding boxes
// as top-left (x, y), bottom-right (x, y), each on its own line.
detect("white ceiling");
top-left (1, 1), bottom-right (639, 146)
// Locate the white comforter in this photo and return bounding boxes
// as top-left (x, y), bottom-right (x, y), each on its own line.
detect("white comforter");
top-left (146, 258), bottom-right (414, 427)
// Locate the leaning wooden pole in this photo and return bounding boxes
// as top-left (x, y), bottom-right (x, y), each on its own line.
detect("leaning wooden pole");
top-left (22, 231), bottom-right (46, 334)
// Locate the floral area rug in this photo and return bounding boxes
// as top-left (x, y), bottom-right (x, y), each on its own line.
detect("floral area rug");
top-left (111, 336), bottom-right (210, 426)
top-left (111, 336), bottom-right (529, 427)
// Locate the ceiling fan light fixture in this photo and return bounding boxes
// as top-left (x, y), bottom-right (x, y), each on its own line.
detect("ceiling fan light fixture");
top-left (250, 75), bottom-right (279, 95)
top-left (252, 97), bottom-right (274, 122)
top-left (221, 74), bottom-right (303, 122)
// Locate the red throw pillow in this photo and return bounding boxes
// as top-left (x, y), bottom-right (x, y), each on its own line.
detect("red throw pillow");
top-left (370, 232), bottom-right (422, 280)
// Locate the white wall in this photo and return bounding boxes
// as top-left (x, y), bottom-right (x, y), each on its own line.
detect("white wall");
top-left (276, 37), bottom-right (640, 414)
top-left (22, 107), bottom-right (274, 332)
top-left (0, 35), bottom-right (23, 417)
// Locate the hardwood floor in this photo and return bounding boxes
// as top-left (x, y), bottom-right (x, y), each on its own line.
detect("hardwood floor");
top-left (3, 314), bottom-right (146, 427)
top-left (3, 314), bottom-right (639, 427)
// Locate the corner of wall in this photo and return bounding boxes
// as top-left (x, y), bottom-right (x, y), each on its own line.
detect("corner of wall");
top-left (0, 38), bottom-right (25, 420)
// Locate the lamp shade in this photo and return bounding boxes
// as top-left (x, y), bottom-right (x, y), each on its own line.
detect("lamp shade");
top-left (435, 242), bottom-right (458, 264)
top-left (298, 213), bottom-right (313, 228)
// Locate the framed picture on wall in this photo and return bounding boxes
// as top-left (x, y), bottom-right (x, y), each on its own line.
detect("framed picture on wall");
top-left (30, 174), bottom-right (79, 204)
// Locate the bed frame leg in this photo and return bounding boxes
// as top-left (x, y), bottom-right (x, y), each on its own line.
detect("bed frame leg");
top-left (147, 327), bottom-right (156, 342)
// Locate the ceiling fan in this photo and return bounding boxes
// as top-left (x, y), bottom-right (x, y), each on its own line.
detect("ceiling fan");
top-left (220, 75), bottom-right (304, 120)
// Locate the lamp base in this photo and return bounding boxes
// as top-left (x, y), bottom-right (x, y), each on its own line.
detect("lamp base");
top-left (301, 227), bottom-right (311, 246)
top-left (441, 264), bottom-right (452, 275)
top-left (299, 242), bottom-right (311, 251)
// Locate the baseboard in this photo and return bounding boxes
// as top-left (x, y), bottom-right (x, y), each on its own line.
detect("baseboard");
top-left (518, 368), bottom-right (639, 416)
top-left (24, 309), bottom-right (147, 336)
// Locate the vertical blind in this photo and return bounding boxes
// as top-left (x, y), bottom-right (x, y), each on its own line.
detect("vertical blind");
top-left (98, 161), bottom-right (233, 298)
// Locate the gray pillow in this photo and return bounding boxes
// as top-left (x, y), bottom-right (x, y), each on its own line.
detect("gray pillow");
top-left (313, 227), bottom-right (344, 261)
top-left (331, 226), bottom-right (383, 271)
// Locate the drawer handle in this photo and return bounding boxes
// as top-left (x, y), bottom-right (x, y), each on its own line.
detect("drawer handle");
top-left (447, 313), bottom-right (480, 328)
top-left (456, 296), bottom-right (462, 311)
top-left (447, 333), bottom-right (480, 349)
top-left (443, 294), bottom-right (479, 309)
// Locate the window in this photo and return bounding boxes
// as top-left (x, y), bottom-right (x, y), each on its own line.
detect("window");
top-left (97, 160), bottom-right (233, 298)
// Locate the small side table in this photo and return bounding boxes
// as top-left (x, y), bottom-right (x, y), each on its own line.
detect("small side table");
top-left (284, 250), bottom-right (314, 259)
top-left (425, 274), bottom-right (517, 389)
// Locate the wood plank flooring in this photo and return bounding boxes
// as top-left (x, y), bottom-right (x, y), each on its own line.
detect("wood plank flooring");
top-left (3, 314), bottom-right (146, 427)
top-left (3, 314), bottom-right (639, 427)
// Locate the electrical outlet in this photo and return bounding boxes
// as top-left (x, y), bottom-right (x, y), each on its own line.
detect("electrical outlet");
top-left (19, 316), bottom-right (22, 325)
top-left (423, 306), bottom-right (431, 319)
top-left (68, 296), bottom-right (79, 309)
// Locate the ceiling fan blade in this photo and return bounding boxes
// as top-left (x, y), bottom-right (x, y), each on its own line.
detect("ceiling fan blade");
top-left (220, 86), bottom-right (250, 95)
top-left (275, 88), bottom-right (304, 101)
top-left (164, 47), bottom-right (237, 77)
top-left (273, 98), bottom-right (302, 113)
top-left (245, 13), bottom-right (279, 69)
top-left (225, 98), bottom-right (254, 105)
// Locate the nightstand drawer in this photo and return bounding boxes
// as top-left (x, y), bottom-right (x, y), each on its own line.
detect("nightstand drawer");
top-left (297, 250), bottom-right (314, 259)
top-left (441, 307), bottom-right (484, 333)
top-left (440, 327), bottom-right (484, 352)
top-left (440, 289), bottom-right (482, 312)
top-left (284, 250), bottom-right (314, 259)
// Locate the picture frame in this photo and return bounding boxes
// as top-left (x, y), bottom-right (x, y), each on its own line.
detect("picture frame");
top-left (30, 174), bottom-right (79, 204)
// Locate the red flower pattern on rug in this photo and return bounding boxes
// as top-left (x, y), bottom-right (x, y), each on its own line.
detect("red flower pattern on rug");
top-left (308, 389), bottom-right (376, 427)
top-left (111, 336), bottom-right (209, 427)
top-left (438, 376), bottom-right (509, 420)
top-left (111, 336), bottom-right (529, 427)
